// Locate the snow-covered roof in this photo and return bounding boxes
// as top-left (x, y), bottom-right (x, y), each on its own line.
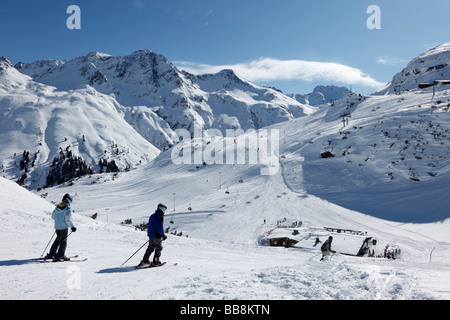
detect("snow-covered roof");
top-left (264, 226), bottom-right (370, 256)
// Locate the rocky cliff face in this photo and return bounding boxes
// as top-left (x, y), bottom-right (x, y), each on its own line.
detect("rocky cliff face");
top-left (289, 85), bottom-right (351, 106)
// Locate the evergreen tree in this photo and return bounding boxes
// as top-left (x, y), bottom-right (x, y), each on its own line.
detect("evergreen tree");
top-left (46, 149), bottom-right (94, 187)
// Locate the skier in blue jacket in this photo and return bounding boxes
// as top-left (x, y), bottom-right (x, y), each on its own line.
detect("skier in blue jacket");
top-left (138, 203), bottom-right (167, 267)
top-left (45, 194), bottom-right (77, 261)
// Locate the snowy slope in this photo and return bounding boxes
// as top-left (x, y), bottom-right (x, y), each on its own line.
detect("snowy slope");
top-left (1, 138), bottom-right (450, 300)
top-left (254, 43), bottom-right (450, 223)
top-left (376, 42), bottom-right (450, 95)
top-left (281, 87), bottom-right (450, 223)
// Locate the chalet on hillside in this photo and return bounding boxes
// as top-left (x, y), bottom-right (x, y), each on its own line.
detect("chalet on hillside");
top-left (262, 226), bottom-right (374, 257)
top-left (419, 80), bottom-right (450, 89)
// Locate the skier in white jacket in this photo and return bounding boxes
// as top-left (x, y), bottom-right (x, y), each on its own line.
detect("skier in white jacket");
top-left (45, 194), bottom-right (77, 261)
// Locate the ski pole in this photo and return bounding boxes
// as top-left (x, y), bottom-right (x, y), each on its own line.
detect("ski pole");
top-left (122, 240), bottom-right (149, 266)
top-left (40, 231), bottom-right (56, 258)
top-left (63, 230), bottom-right (73, 243)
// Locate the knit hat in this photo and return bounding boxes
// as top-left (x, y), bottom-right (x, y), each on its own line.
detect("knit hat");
top-left (62, 193), bottom-right (73, 204)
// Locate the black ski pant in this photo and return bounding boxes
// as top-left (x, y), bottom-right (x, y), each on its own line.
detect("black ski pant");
top-left (143, 237), bottom-right (163, 262)
top-left (49, 229), bottom-right (68, 258)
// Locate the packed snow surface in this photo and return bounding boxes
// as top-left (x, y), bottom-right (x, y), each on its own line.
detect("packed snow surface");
top-left (1, 142), bottom-right (449, 299)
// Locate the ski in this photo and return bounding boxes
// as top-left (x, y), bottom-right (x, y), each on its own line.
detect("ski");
top-left (136, 262), bottom-right (166, 269)
top-left (50, 258), bottom-right (87, 263)
top-left (38, 256), bottom-right (87, 263)
top-left (136, 262), bottom-right (177, 269)
top-left (32, 255), bottom-right (79, 261)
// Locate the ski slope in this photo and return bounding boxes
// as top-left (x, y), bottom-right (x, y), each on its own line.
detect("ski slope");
top-left (1, 131), bottom-right (450, 300)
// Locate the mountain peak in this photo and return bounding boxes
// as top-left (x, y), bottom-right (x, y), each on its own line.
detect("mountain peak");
top-left (218, 68), bottom-right (237, 76)
top-left (76, 51), bottom-right (112, 64)
top-left (216, 68), bottom-right (249, 82)
top-left (418, 42), bottom-right (450, 59)
top-left (86, 51), bottom-right (112, 59)
top-left (289, 85), bottom-right (351, 106)
top-left (0, 56), bottom-right (13, 72)
top-left (131, 49), bottom-right (156, 56)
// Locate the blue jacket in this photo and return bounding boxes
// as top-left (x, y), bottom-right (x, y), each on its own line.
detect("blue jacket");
top-left (51, 202), bottom-right (74, 230)
top-left (147, 209), bottom-right (165, 238)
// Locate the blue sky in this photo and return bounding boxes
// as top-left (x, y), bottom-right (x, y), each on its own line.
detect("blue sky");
top-left (1, 0), bottom-right (449, 94)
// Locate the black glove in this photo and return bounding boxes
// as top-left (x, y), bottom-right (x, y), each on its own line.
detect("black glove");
top-left (71, 227), bottom-right (77, 232)
top-left (162, 235), bottom-right (167, 241)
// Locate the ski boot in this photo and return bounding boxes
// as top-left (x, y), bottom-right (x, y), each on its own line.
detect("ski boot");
top-left (44, 253), bottom-right (55, 260)
top-left (152, 256), bottom-right (162, 266)
top-left (137, 259), bottom-right (151, 268)
top-left (53, 255), bottom-right (70, 262)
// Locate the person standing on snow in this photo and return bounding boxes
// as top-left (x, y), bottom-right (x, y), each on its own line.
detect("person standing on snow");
top-left (320, 236), bottom-right (336, 261)
top-left (45, 193), bottom-right (77, 261)
top-left (138, 203), bottom-right (168, 267)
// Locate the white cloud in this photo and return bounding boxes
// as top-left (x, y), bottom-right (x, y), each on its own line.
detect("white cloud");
top-left (131, 0), bottom-right (146, 11)
top-left (175, 57), bottom-right (385, 88)
top-left (376, 56), bottom-right (408, 66)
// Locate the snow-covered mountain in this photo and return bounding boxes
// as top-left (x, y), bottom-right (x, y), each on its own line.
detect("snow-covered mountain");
top-left (376, 42), bottom-right (450, 95)
top-left (270, 43), bottom-right (450, 223)
top-left (0, 56), bottom-right (160, 189)
top-left (16, 50), bottom-right (314, 149)
top-left (1, 50), bottom-right (313, 188)
top-left (278, 88), bottom-right (450, 223)
top-left (289, 85), bottom-right (351, 106)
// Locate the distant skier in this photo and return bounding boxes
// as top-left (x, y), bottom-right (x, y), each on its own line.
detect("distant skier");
top-left (138, 203), bottom-right (168, 268)
top-left (320, 236), bottom-right (336, 261)
top-left (45, 194), bottom-right (77, 261)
